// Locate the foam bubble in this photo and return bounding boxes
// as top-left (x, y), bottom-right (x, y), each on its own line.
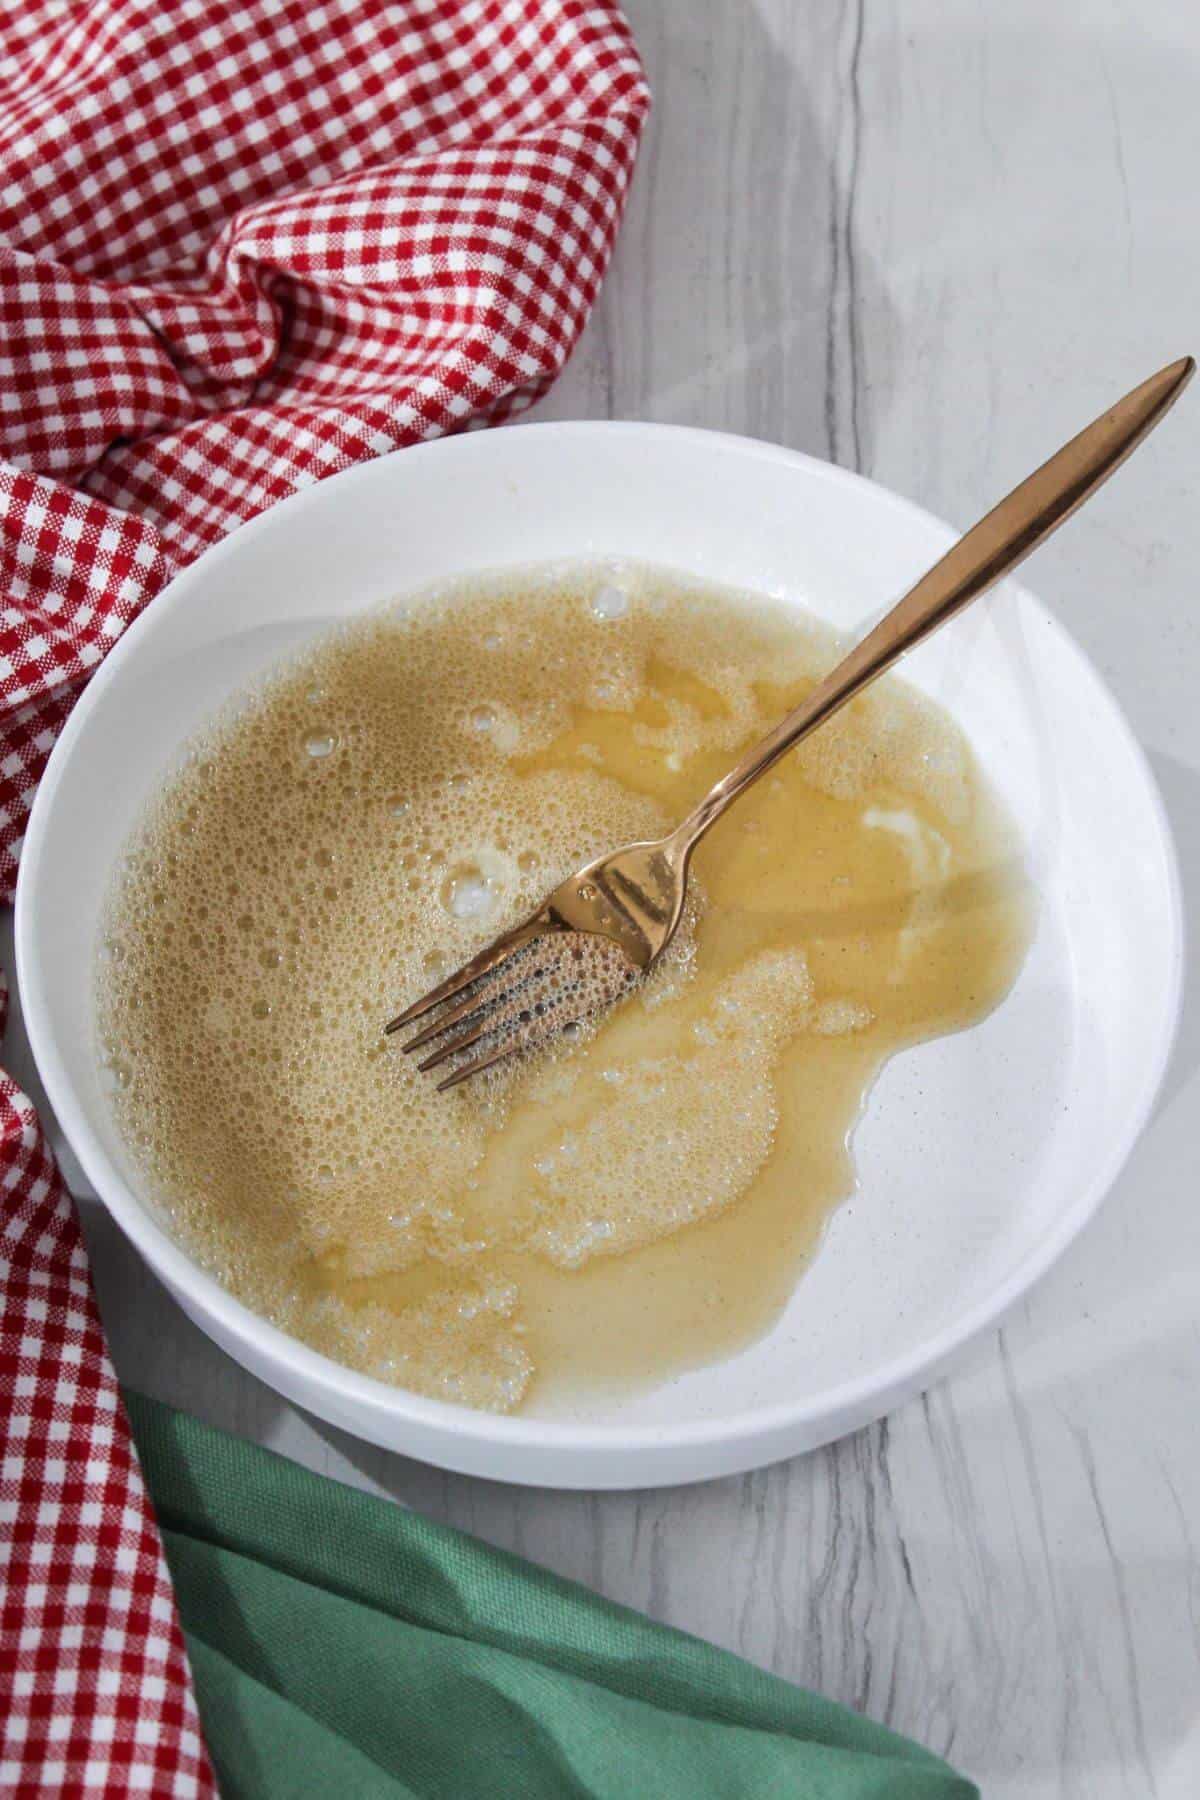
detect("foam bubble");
top-left (95, 556), bottom-right (1015, 1416)
top-left (442, 864), bottom-right (495, 920)
top-left (589, 584), bottom-right (629, 621)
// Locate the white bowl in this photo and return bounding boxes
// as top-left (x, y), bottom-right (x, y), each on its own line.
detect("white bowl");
top-left (16, 423), bottom-right (1182, 1489)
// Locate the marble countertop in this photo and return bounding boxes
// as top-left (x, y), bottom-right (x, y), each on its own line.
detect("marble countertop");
top-left (6, 4), bottom-right (1199, 1794)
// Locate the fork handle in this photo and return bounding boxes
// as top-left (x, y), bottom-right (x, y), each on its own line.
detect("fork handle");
top-left (673, 355), bottom-right (1194, 853)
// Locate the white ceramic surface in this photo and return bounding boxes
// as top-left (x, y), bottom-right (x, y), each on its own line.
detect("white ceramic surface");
top-left (15, 422), bottom-right (1181, 1488)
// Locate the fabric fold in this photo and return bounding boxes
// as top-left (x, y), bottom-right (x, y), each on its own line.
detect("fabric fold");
top-left (128, 1391), bottom-right (979, 1800)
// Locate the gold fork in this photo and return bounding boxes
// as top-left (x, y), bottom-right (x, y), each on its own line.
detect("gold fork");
top-left (386, 356), bottom-right (1193, 1089)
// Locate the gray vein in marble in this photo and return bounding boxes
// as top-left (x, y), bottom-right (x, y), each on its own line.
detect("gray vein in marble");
top-left (824, 0), bottom-right (866, 470)
top-left (1157, 1459), bottom-right (1200, 1652)
top-left (1070, 1425), bottom-right (1157, 1798)
top-left (845, 0), bottom-right (865, 471)
top-left (877, 1416), bottom-right (918, 1603)
top-left (998, 1329), bottom-right (1078, 1791)
top-left (1096, 51), bottom-right (1134, 277)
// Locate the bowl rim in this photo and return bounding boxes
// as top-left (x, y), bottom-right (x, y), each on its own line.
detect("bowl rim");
top-left (15, 418), bottom-right (1185, 1458)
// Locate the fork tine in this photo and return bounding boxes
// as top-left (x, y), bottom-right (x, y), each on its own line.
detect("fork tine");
top-left (414, 943), bottom-right (564, 1068)
top-left (416, 1021), bottom-right (489, 1073)
top-left (402, 928), bottom-right (642, 1091)
top-left (435, 1038), bottom-right (523, 1093)
top-left (403, 993), bottom-right (489, 1056)
top-left (401, 948), bottom-right (540, 1054)
top-left (383, 922), bottom-right (541, 1034)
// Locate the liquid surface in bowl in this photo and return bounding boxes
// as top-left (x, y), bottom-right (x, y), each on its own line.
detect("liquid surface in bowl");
top-left (96, 562), bottom-right (1033, 1413)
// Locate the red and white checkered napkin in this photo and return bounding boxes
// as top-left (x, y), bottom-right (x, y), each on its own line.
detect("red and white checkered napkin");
top-left (0, 2), bottom-right (648, 1790)
top-left (1, 966), bottom-right (213, 1795)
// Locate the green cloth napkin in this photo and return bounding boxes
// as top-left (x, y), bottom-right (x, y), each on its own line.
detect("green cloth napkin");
top-left (125, 1391), bottom-right (976, 1800)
